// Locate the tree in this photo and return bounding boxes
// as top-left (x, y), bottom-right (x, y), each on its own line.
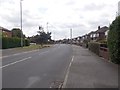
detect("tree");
top-left (108, 16), bottom-right (120, 64)
top-left (28, 26), bottom-right (52, 45)
top-left (37, 26), bottom-right (51, 45)
top-left (11, 28), bottom-right (25, 38)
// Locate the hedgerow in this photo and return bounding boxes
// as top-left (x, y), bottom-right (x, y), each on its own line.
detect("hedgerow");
top-left (108, 16), bottom-right (120, 64)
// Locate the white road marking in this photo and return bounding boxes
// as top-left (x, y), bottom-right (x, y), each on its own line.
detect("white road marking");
top-left (13, 53), bottom-right (21, 56)
top-left (39, 51), bottom-right (49, 55)
top-left (1, 50), bottom-right (38, 59)
top-left (62, 56), bottom-right (74, 88)
top-left (0, 57), bottom-right (31, 68)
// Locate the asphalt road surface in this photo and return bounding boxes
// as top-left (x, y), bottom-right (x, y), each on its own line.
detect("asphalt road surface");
top-left (1, 44), bottom-right (118, 88)
top-left (2, 44), bottom-right (73, 88)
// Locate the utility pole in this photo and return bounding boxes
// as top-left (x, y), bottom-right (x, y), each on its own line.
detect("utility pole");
top-left (47, 22), bottom-right (48, 32)
top-left (70, 29), bottom-right (72, 45)
top-left (20, 0), bottom-right (23, 47)
top-left (116, 12), bottom-right (118, 17)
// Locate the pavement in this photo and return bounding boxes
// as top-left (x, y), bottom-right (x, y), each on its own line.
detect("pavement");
top-left (64, 45), bottom-right (118, 88)
top-left (1, 44), bottom-right (118, 88)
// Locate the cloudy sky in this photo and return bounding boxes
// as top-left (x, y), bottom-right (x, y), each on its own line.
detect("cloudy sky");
top-left (0, 0), bottom-right (119, 40)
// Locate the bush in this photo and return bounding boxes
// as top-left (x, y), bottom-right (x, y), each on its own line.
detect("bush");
top-left (88, 42), bottom-right (100, 55)
top-left (24, 39), bottom-right (30, 46)
top-left (108, 16), bottom-right (120, 64)
top-left (100, 43), bottom-right (107, 48)
top-left (98, 39), bottom-right (107, 44)
top-left (2, 37), bottom-right (30, 49)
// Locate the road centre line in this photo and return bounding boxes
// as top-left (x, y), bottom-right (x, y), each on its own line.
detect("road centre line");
top-left (62, 56), bottom-right (74, 88)
top-left (0, 57), bottom-right (31, 69)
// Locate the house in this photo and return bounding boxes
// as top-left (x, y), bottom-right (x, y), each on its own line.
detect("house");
top-left (95, 26), bottom-right (109, 41)
top-left (87, 26), bottom-right (109, 42)
top-left (0, 26), bottom-right (12, 37)
top-left (87, 31), bottom-right (97, 41)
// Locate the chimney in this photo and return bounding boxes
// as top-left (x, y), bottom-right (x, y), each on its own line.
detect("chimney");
top-left (98, 26), bottom-right (100, 30)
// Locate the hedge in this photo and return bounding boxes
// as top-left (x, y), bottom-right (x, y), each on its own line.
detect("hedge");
top-left (2, 37), bottom-right (30, 49)
top-left (24, 39), bottom-right (30, 46)
top-left (88, 42), bottom-right (108, 55)
top-left (88, 42), bottom-right (100, 55)
top-left (108, 16), bottom-right (120, 64)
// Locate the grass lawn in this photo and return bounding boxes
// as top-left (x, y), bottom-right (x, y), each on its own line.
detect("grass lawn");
top-left (2, 44), bottom-right (53, 56)
top-left (17, 44), bottom-right (52, 52)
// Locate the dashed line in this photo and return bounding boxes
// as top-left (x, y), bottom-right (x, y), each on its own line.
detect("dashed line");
top-left (0, 57), bottom-right (31, 68)
top-left (62, 56), bottom-right (74, 88)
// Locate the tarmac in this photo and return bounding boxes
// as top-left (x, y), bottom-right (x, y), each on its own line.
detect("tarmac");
top-left (64, 45), bottom-right (118, 88)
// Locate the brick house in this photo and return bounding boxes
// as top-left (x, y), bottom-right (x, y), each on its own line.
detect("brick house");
top-left (87, 26), bottom-right (109, 42)
top-left (95, 26), bottom-right (109, 41)
top-left (0, 26), bottom-right (12, 37)
top-left (87, 31), bottom-right (97, 41)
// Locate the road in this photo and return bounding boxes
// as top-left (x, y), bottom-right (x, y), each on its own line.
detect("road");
top-left (2, 44), bottom-right (118, 88)
top-left (2, 44), bottom-right (73, 88)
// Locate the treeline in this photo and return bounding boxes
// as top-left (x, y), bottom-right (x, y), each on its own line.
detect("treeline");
top-left (2, 37), bottom-right (30, 49)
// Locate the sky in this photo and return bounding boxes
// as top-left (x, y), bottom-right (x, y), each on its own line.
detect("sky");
top-left (0, 0), bottom-right (119, 40)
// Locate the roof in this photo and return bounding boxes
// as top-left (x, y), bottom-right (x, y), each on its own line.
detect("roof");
top-left (88, 31), bottom-right (96, 35)
top-left (96, 26), bottom-right (108, 33)
top-left (0, 26), bottom-right (11, 32)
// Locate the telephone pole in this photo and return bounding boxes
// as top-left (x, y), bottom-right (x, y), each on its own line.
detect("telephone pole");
top-left (47, 22), bottom-right (48, 32)
top-left (70, 29), bottom-right (72, 45)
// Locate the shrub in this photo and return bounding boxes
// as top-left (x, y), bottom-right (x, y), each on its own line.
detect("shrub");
top-left (108, 16), bottom-right (120, 64)
top-left (83, 39), bottom-right (89, 48)
top-left (24, 39), bottom-right (30, 46)
top-left (88, 42), bottom-right (100, 55)
top-left (2, 37), bottom-right (30, 49)
top-left (98, 39), bottom-right (107, 45)
top-left (100, 43), bottom-right (107, 48)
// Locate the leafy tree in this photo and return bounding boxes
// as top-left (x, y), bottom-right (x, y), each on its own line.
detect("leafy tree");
top-left (11, 28), bottom-right (25, 38)
top-left (37, 29), bottom-right (51, 45)
top-left (28, 26), bottom-right (52, 45)
top-left (108, 16), bottom-right (120, 64)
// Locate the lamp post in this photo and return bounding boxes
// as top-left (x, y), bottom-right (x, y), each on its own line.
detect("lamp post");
top-left (47, 22), bottom-right (48, 32)
top-left (20, 0), bottom-right (23, 47)
top-left (70, 28), bottom-right (72, 45)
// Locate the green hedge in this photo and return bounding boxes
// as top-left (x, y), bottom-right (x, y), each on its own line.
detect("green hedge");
top-left (108, 16), bottom-right (120, 64)
top-left (88, 42), bottom-right (100, 55)
top-left (88, 42), bottom-right (108, 55)
top-left (2, 37), bottom-right (30, 49)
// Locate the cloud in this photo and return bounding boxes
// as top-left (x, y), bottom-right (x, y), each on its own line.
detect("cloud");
top-left (38, 7), bottom-right (48, 14)
top-left (0, 0), bottom-right (14, 6)
top-left (65, 0), bottom-right (76, 6)
top-left (56, 23), bottom-right (85, 29)
top-left (0, 0), bottom-right (119, 40)
top-left (82, 3), bottom-right (106, 11)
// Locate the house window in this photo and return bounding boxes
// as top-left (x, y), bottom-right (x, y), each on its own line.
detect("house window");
top-left (90, 35), bottom-right (92, 38)
top-left (96, 33), bottom-right (99, 37)
top-left (93, 34), bottom-right (96, 37)
top-left (105, 30), bottom-right (109, 36)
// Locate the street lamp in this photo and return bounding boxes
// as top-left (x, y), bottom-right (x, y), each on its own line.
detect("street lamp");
top-left (70, 29), bottom-right (72, 45)
top-left (20, 0), bottom-right (23, 47)
top-left (47, 22), bottom-right (48, 32)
